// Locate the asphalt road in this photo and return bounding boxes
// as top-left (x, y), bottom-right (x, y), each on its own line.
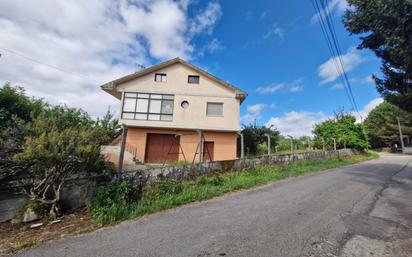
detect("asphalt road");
top-left (16, 154), bottom-right (412, 257)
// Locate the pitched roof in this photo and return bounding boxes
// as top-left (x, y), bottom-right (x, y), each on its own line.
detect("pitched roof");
top-left (101, 57), bottom-right (247, 102)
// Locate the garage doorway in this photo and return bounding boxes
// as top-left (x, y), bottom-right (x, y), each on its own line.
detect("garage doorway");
top-left (203, 141), bottom-right (214, 161)
top-left (145, 133), bottom-right (180, 163)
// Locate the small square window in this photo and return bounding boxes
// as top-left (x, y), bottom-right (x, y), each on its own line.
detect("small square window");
top-left (206, 102), bottom-right (223, 116)
top-left (188, 75), bottom-right (200, 84)
top-left (155, 73), bottom-right (167, 82)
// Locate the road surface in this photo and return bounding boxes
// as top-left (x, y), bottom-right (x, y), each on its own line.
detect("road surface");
top-left (16, 154), bottom-right (412, 257)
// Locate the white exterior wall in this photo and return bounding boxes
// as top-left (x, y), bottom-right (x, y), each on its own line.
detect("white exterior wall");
top-left (116, 63), bottom-right (241, 131)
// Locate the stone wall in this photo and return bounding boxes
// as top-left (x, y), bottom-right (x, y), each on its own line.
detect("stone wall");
top-left (0, 173), bottom-right (111, 222)
top-left (0, 149), bottom-right (358, 222)
top-left (121, 149), bottom-right (360, 188)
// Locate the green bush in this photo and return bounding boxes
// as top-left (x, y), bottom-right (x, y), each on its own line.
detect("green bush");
top-left (209, 173), bottom-right (224, 186)
top-left (145, 180), bottom-right (184, 200)
top-left (93, 181), bottom-right (131, 209)
top-left (196, 176), bottom-right (207, 185)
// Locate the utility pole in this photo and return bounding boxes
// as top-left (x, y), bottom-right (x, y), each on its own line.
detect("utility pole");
top-left (321, 137), bottom-right (326, 151)
top-left (264, 133), bottom-right (271, 156)
top-left (287, 135), bottom-right (294, 154)
top-left (237, 132), bottom-right (244, 159)
top-left (333, 138), bottom-right (337, 151)
top-left (397, 116), bottom-right (405, 153)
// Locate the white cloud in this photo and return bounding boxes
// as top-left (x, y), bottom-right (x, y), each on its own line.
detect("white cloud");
top-left (288, 85), bottom-right (304, 92)
top-left (197, 38), bottom-right (224, 57)
top-left (365, 75), bottom-right (375, 83)
top-left (318, 47), bottom-right (364, 84)
top-left (189, 1), bottom-right (222, 35)
top-left (0, 0), bottom-right (222, 117)
top-left (260, 10), bottom-right (271, 20)
top-left (311, 0), bottom-right (348, 24)
top-left (266, 111), bottom-right (328, 137)
top-left (241, 103), bottom-right (267, 124)
top-left (354, 97), bottom-right (383, 122)
top-left (331, 83), bottom-right (344, 90)
top-left (263, 24), bottom-right (284, 41)
top-left (256, 83), bottom-right (285, 94)
top-left (257, 78), bottom-right (304, 94)
top-left (264, 97), bottom-right (383, 137)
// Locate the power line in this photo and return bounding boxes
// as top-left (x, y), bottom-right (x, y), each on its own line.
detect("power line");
top-left (320, 0), bottom-right (359, 112)
top-left (0, 46), bottom-right (100, 84)
top-left (311, 0), bottom-right (360, 113)
top-left (0, 46), bottom-right (146, 85)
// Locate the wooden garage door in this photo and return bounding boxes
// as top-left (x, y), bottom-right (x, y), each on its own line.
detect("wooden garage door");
top-left (145, 133), bottom-right (180, 163)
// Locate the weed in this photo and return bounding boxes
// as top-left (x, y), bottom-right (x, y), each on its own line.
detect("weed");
top-left (91, 152), bottom-right (378, 225)
top-left (208, 173), bottom-right (224, 186)
top-left (8, 239), bottom-right (38, 254)
top-left (196, 176), bottom-right (207, 186)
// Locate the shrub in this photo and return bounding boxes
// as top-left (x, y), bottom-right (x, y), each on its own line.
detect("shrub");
top-left (145, 180), bottom-right (184, 200)
top-left (196, 176), bottom-right (207, 185)
top-left (93, 181), bottom-right (131, 209)
top-left (209, 173), bottom-right (224, 186)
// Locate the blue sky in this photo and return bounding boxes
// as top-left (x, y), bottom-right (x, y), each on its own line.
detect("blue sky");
top-left (0, 0), bottom-right (383, 136)
top-left (189, 0), bottom-right (382, 135)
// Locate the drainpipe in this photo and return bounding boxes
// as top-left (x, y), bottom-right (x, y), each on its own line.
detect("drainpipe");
top-left (117, 124), bottom-right (128, 175)
top-left (237, 132), bottom-right (244, 159)
top-left (197, 130), bottom-right (203, 162)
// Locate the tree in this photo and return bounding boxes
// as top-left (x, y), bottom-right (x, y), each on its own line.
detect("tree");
top-left (0, 84), bottom-right (119, 218)
top-left (364, 101), bottom-right (412, 148)
top-left (0, 84), bottom-right (45, 183)
top-left (13, 106), bottom-right (114, 218)
top-left (238, 124), bottom-right (280, 156)
top-left (313, 112), bottom-right (369, 150)
top-left (343, 0), bottom-right (412, 111)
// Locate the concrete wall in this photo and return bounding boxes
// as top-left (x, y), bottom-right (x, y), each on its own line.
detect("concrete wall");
top-left (117, 62), bottom-right (241, 131)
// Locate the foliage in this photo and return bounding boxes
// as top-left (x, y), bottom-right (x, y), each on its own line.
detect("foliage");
top-left (343, 0), bottom-right (412, 111)
top-left (239, 123), bottom-right (280, 156)
top-left (313, 112), bottom-right (369, 150)
top-left (145, 180), bottom-right (184, 200)
top-left (13, 106), bottom-right (112, 218)
top-left (92, 181), bottom-right (132, 210)
top-left (0, 84), bottom-right (45, 129)
top-left (0, 85), bottom-right (45, 183)
top-left (196, 176), bottom-right (208, 185)
top-left (208, 173), bottom-right (224, 186)
top-left (90, 152), bottom-right (377, 225)
top-left (364, 101), bottom-right (412, 148)
top-left (1, 83), bottom-right (118, 218)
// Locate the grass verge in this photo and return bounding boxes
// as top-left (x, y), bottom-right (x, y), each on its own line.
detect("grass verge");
top-left (92, 152), bottom-right (378, 225)
top-left (7, 239), bottom-right (38, 255)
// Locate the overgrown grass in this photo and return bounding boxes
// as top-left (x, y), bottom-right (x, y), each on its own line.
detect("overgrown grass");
top-left (91, 152), bottom-right (378, 225)
top-left (7, 239), bottom-right (38, 254)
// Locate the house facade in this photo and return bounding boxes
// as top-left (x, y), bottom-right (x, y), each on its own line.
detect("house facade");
top-left (102, 58), bottom-right (247, 164)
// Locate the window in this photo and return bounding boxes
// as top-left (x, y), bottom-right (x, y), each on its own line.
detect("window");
top-left (181, 100), bottom-right (189, 109)
top-left (122, 92), bottom-right (174, 121)
top-left (206, 102), bottom-right (223, 116)
top-left (155, 73), bottom-right (167, 82)
top-left (188, 75), bottom-right (200, 84)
